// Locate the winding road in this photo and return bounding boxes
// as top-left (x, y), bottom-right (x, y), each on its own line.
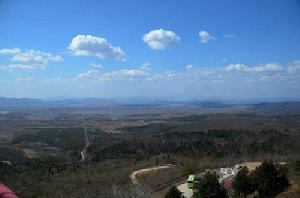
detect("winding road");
top-left (129, 164), bottom-right (193, 197)
top-left (130, 165), bottom-right (173, 185)
top-left (80, 127), bottom-right (90, 161)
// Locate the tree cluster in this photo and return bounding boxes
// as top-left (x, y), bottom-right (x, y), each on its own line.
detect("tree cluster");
top-left (233, 161), bottom-right (290, 198)
top-left (165, 161), bottom-right (290, 198)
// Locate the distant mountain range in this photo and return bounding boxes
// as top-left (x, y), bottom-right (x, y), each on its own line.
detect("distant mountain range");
top-left (1, 97), bottom-right (300, 110)
top-left (0, 97), bottom-right (44, 107)
top-left (0, 97), bottom-right (117, 108)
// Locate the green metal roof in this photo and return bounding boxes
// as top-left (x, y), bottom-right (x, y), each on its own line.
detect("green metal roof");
top-left (187, 175), bottom-right (195, 181)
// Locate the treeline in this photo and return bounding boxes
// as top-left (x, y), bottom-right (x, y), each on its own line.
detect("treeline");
top-left (233, 161), bottom-right (289, 197)
top-left (0, 147), bottom-right (27, 164)
top-left (11, 128), bottom-right (85, 151)
top-left (10, 125), bottom-right (299, 162)
top-left (89, 128), bottom-right (297, 162)
top-left (0, 155), bottom-right (86, 197)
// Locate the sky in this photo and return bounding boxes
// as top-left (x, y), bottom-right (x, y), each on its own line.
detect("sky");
top-left (0, 0), bottom-right (300, 100)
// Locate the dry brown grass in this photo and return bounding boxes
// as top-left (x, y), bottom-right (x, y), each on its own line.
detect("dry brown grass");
top-left (137, 166), bottom-right (180, 189)
top-left (21, 148), bottom-right (39, 158)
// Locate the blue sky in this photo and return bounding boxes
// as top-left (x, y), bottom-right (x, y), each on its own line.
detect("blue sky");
top-left (0, 0), bottom-right (300, 99)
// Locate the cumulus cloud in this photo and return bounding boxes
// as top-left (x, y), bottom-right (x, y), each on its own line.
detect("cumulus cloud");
top-left (225, 63), bottom-right (282, 73)
top-left (254, 64), bottom-right (282, 72)
top-left (8, 64), bottom-right (46, 72)
top-left (225, 63), bottom-right (249, 72)
top-left (34, 59), bottom-right (299, 98)
top-left (0, 48), bottom-right (21, 55)
top-left (0, 63), bottom-right (49, 72)
top-left (0, 48), bottom-right (63, 71)
top-left (199, 31), bottom-right (215, 43)
top-left (75, 69), bottom-right (100, 80)
top-left (69, 35), bottom-right (126, 61)
top-left (70, 60), bottom-right (298, 84)
top-left (0, 48), bottom-right (63, 64)
top-left (143, 29), bottom-right (181, 50)
top-left (74, 63), bottom-right (150, 82)
top-left (16, 59), bottom-right (296, 100)
top-left (99, 67), bottom-right (149, 81)
top-left (146, 66), bottom-right (215, 82)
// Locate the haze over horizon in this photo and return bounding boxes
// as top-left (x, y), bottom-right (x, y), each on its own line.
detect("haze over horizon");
top-left (0, 0), bottom-right (300, 99)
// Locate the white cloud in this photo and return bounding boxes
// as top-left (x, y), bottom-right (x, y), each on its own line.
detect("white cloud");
top-left (254, 64), bottom-right (282, 72)
top-left (225, 63), bottom-right (282, 73)
top-left (43, 77), bottom-right (71, 84)
top-left (186, 64), bottom-right (193, 69)
top-left (199, 31), bottom-right (215, 43)
top-left (75, 69), bottom-right (100, 80)
top-left (14, 77), bottom-right (34, 82)
top-left (8, 64), bottom-right (47, 72)
top-left (0, 48), bottom-right (63, 71)
top-left (12, 53), bottom-right (44, 64)
top-left (143, 29), bottom-right (181, 50)
top-left (99, 68), bottom-right (149, 81)
top-left (225, 63), bottom-right (248, 72)
top-left (0, 48), bottom-right (21, 55)
top-left (69, 35), bottom-right (126, 61)
top-left (74, 63), bottom-right (150, 82)
top-left (35, 60), bottom-right (299, 97)
top-left (89, 63), bottom-right (102, 68)
top-left (140, 62), bottom-right (151, 70)
top-left (118, 69), bottom-right (148, 77)
top-left (224, 34), bottom-right (236, 38)
top-left (146, 66), bottom-right (215, 82)
top-left (288, 60), bottom-right (300, 73)
top-left (0, 48), bottom-right (63, 64)
top-left (19, 60), bottom-right (297, 100)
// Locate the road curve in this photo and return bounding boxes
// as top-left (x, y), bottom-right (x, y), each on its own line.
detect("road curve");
top-left (130, 165), bottom-right (173, 185)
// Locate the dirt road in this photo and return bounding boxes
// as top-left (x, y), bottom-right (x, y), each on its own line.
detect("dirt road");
top-left (130, 165), bottom-right (173, 185)
top-left (80, 128), bottom-right (90, 161)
